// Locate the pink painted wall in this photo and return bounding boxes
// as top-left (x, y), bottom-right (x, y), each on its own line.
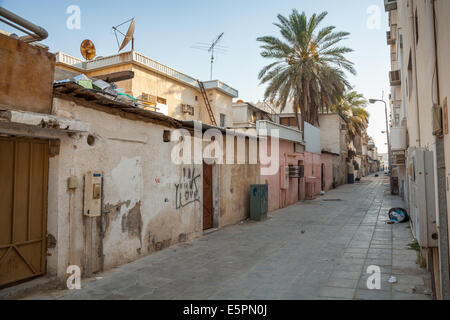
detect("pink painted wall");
top-left (320, 153), bottom-right (334, 192)
top-left (261, 138), bottom-right (329, 213)
top-left (261, 138), bottom-right (303, 212)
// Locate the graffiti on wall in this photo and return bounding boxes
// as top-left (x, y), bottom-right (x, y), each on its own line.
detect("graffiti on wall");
top-left (175, 167), bottom-right (201, 209)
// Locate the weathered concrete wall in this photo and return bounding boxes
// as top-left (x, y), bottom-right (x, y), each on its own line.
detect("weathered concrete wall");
top-left (0, 34), bottom-right (55, 114)
top-left (435, 0), bottom-right (450, 258)
top-left (207, 89), bottom-right (233, 127)
top-left (304, 122), bottom-right (321, 154)
top-left (57, 62), bottom-right (233, 127)
top-left (218, 163), bottom-right (260, 227)
top-left (48, 98), bottom-right (204, 279)
top-left (319, 113), bottom-right (342, 155)
top-left (232, 104), bottom-right (250, 126)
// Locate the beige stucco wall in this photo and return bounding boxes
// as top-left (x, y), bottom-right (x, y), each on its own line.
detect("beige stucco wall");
top-left (319, 113), bottom-right (340, 155)
top-left (392, 0), bottom-right (450, 298)
top-left (434, 0), bottom-right (450, 259)
top-left (49, 98), bottom-right (204, 279)
top-left (318, 113), bottom-right (348, 186)
top-left (57, 62), bottom-right (234, 127)
top-left (0, 96), bottom-right (259, 282)
top-left (208, 89), bottom-right (233, 127)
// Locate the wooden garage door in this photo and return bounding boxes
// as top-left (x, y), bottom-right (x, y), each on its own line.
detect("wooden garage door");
top-left (0, 137), bottom-right (49, 288)
top-left (202, 162), bottom-right (213, 230)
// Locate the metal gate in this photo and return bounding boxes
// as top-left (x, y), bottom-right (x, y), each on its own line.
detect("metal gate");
top-left (0, 137), bottom-right (49, 287)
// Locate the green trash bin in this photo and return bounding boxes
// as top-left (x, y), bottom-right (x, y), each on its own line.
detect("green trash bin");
top-left (250, 184), bottom-right (268, 221)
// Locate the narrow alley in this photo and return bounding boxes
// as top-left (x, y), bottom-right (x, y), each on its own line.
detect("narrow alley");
top-left (23, 175), bottom-right (431, 300)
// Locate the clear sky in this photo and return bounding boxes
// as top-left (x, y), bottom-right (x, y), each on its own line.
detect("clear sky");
top-left (1, 0), bottom-right (391, 153)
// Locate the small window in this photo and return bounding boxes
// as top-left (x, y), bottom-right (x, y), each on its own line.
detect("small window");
top-left (157, 96), bottom-right (167, 105)
top-left (281, 118), bottom-right (290, 126)
top-left (280, 117), bottom-right (297, 127)
top-left (220, 114), bottom-right (226, 127)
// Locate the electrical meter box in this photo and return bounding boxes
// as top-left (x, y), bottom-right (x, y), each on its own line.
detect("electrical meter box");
top-left (280, 166), bottom-right (290, 190)
top-left (84, 171), bottom-right (102, 217)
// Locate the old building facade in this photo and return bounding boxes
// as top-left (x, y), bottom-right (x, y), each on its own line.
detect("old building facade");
top-left (385, 0), bottom-right (450, 299)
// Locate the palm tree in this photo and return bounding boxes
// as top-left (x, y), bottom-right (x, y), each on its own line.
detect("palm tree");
top-left (257, 10), bottom-right (355, 134)
top-left (332, 91), bottom-right (369, 140)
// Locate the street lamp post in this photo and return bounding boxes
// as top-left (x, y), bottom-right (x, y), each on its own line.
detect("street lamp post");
top-left (369, 98), bottom-right (393, 192)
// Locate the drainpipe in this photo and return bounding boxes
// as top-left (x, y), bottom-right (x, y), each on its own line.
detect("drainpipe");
top-left (431, 0), bottom-right (450, 300)
top-left (0, 6), bottom-right (48, 42)
top-left (410, 0), bottom-right (422, 147)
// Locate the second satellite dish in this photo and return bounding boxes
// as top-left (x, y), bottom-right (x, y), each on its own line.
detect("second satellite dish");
top-left (80, 39), bottom-right (96, 60)
top-left (113, 18), bottom-right (135, 52)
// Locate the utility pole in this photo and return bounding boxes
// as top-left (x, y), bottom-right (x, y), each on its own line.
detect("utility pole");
top-left (369, 98), bottom-right (393, 192)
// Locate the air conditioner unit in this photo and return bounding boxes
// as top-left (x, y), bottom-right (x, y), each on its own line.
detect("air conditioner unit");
top-left (288, 165), bottom-right (304, 178)
top-left (386, 31), bottom-right (396, 45)
top-left (408, 148), bottom-right (438, 248)
top-left (181, 104), bottom-right (194, 116)
top-left (390, 127), bottom-right (407, 151)
top-left (389, 70), bottom-right (401, 86)
top-left (384, 0), bottom-right (397, 12)
top-left (392, 150), bottom-right (406, 165)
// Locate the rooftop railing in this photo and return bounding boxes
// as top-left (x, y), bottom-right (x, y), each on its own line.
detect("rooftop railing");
top-left (55, 51), bottom-right (238, 97)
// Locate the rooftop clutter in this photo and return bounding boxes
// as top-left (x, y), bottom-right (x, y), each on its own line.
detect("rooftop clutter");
top-left (55, 73), bottom-right (154, 109)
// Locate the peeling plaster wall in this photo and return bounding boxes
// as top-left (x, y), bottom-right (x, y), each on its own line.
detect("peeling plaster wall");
top-left (48, 98), bottom-right (203, 279)
top-left (0, 96), bottom-right (259, 283)
top-left (218, 163), bottom-right (260, 227)
top-left (205, 135), bottom-right (261, 228)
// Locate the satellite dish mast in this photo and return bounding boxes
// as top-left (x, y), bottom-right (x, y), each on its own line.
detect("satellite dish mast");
top-left (80, 39), bottom-right (96, 61)
top-left (191, 32), bottom-right (226, 80)
top-left (112, 18), bottom-right (136, 52)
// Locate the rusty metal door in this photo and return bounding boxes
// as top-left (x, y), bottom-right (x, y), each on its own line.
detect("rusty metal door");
top-left (202, 162), bottom-right (213, 230)
top-left (0, 137), bottom-right (49, 287)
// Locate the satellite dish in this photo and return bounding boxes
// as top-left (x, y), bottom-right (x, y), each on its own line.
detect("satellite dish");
top-left (80, 39), bottom-right (96, 61)
top-left (113, 18), bottom-right (135, 52)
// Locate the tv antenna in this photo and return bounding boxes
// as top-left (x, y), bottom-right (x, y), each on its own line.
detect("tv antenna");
top-left (112, 18), bottom-right (135, 52)
top-left (191, 32), bottom-right (226, 80)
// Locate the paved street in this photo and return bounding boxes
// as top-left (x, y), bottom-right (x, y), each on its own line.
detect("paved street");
top-left (25, 174), bottom-right (432, 300)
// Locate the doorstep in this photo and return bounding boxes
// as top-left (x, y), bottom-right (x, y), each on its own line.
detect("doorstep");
top-left (0, 276), bottom-right (61, 300)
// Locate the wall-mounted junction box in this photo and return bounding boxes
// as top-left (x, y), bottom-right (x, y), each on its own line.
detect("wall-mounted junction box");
top-left (280, 166), bottom-right (289, 190)
top-left (84, 171), bottom-right (102, 217)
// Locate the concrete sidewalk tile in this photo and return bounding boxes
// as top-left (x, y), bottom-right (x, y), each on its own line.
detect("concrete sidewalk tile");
top-left (319, 286), bottom-right (355, 299)
top-left (354, 289), bottom-right (391, 300)
top-left (327, 277), bottom-right (359, 289)
top-left (15, 175), bottom-right (433, 301)
top-left (391, 291), bottom-right (431, 300)
top-left (330, 270), bottom-right (362, 280)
